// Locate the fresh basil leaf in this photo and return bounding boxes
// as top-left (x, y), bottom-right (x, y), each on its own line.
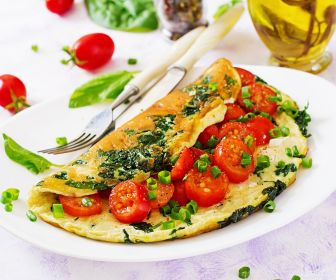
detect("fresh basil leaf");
top-left (84, 0), bottom-right (159, 32)
top-left (68, 71), bottom-right (134, 108)
top-left (3, 134), bottom-right (61, 174)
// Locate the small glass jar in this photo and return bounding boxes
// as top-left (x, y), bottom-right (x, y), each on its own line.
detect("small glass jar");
top-left (155, 0), bottom-right (207, 40)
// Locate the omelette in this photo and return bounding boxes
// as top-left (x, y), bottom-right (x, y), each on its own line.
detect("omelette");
top-left (28, 58), bottom-right (310, 243)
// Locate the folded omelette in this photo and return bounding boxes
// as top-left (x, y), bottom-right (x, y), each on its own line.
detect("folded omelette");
top-left (28, 58), bottom-right (308, 243)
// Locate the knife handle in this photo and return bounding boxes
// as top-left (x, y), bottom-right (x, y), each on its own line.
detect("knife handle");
top-left (172, 4), bottom-right (244, 71)
top-left (130, 26), bottom-right (206, 91)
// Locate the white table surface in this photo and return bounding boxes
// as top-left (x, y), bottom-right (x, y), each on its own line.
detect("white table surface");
top-left (0, 1), bottom-right (335, 279)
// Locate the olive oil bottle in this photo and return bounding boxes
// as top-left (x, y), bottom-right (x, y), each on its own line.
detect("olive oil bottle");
top-left (248, 0), bottom-right (336, 73)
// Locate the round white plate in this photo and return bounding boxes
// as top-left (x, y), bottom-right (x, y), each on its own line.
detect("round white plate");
top-left (0, 65), bottom-right (335, 262)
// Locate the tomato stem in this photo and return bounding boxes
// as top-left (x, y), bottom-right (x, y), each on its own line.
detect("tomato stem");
top-left (5, 90), bottom-right (30, 114)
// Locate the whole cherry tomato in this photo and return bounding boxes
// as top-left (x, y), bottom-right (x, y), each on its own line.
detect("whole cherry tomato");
top-left (46, 0), bottom-right (74, 15)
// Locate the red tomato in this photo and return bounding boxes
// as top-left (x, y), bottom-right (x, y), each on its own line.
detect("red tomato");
top-left (59, 194), bottom-right (103, 217)
top-left (214, 138), bottom-right (254, 183)
top-left (46, 0), bottom-right (74, 15)
top-left (238, 83), bottom-right (277, 115)
top-left (171, 147), bottom-right (194, 181)
top-left (197, 125), bottom-right (219, 147)
top-left (235, 67), bottom-right (255, 86)
top-left (245, 116), bottom-right (275, 146)
top-left (109, 181), bottom-right (150, 224)
top-left (63, 33), bottom-right (115, 70)
top-left (185, 167), bottom-right (229, 207)
top-left (148, 182), bottom-right (174, 209)
top-left (98, 188), bottom-right (111, 199)
top-left (218, 122), bottom-right (256, 152)
top-left (222, 103), bottom-right (246, 123)
top-left (171, 181), bottom-right (189, 206)
top-left (0, 75), bottom-right (28, 113)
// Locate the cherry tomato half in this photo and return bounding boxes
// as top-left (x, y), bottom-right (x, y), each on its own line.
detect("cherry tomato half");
top-left (222, 103), bottom-right (246, 123)
top-left (238, 83), bottom-right (277, 115)
top-left (235, 67), bottom-right (255, 86)
top-left (197, 125), bottom-right (219, 147)
top-left (46, 0), bottom-right (74, 15)
top-left (0, 75), bottom-right (28, 113)
top-left (147, 182), bottom-right (174, 209)
top-left (59, 194), bottom-right (103, 217)
top-left (245, 116), bottom-right (275, 146)
top-left (214, 138), bottom-right (254, 183)
top-left (171, 181), bottom-right (189, 206)
top-left (171, 147), bottom-right (194, 181)
top-left (185, 167), bottom-right (229, 207)
top-left (63, 33), bottom-right (115, 70)
top-left (219, 122), bottom-right (256, 152)
top-left (109, 181), bottom-right (150, 224)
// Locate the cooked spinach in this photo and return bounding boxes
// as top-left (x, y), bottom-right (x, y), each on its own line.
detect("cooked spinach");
top-left (183, 85), bottom-right (212, 116)
top-left (255, 75), bottom-right (268, 84)
top-left (294, 105), bottom-right (311, 137)
top-left (170, 227), bottom-right (185, 235)
top-left (123, 229), bottom-right (133, 243)
top-left (85, 0), bottom-right (159, 32)
top-left (71, 159), bottom-right (87, 166)
top-left (224, 75), bottom-right (237, 87)
top-left (275, 161), bottom-right (297, 176)
top-left (130, 222), bottom-right (153, 233)
top-left (3, 134), bottom-right (61, 174)
top-left (53, 171), bottom-right (68, 180)
top-left (124, 128), bottom-right (137, 136)
top-left (154, 114), bottom-right (176, 132)
top-left (65, 180), bottom-right (109, 191)
top-left (69, 71), bottom-right (135, 108)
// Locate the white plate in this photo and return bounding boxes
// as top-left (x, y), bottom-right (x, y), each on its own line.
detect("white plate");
top-left (0, 65), bottom-right (335, 262)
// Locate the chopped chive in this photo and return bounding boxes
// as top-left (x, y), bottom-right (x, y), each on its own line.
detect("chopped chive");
top-left (148, 191), bottom-right (157, 200)
top-left (56, 137), bottom-right (68, 146)
top-left (291, 275), bottom-right (301, 280)
top-left (263, 200), bottom-right (276, 213)
top-left (52, 203), bottom-right (64, 219)
top-left (207, 136), bottom-right (219, 148)
top-left (81, 197), bottom-right (93, 207)
top-left (241, 86), bottom-right (251, 98)
top-left (242, 99), bottom-right (254, 109)
top-left (302, 157), bottom-right (312, 169)
top-left (238, 266), bottom-right (250, 279)
top-left (127, 58), bottom-right (138, 65)
top-left (4, 203), bottom-right (13, 212)
top-left (186, 200), bottom-right (198, 214)
top-left (210, 166), bottom-right (222, 178)
top-left (26, 210), bottom-right (37, 222)
top-left (280, 126), bottom-right (290, 137)
top-left (244, 135), bottom-right (254, 148)
top-left (161, 220), bottom-right (175, 230)
top-left (241, 152), bottom-right (252, 168)
top-left (269, 127), bottom-right (282, 138)
top-left (170, 154), bottom-right (179, 165)
top-left (158, 170), bottom-right (171, 184)
top-left (31, 44), bottom-right (39, 53)
top-left (146, 178), bottom-right (158, 190)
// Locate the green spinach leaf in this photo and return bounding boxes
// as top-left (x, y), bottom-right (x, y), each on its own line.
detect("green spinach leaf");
top-left (69, 71), bottom-right (135, 108)
top-left (85, 0), bottom-right (159, 32)
top-left (3, 134), bottom-right (61, 174)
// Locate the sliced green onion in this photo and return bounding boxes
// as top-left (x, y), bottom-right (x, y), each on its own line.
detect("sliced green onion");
top-left (243, 99), bottom-right (254, 109)
top-left (244, 135), bottom-right (254, 148)
top-left (81, 197), bottom-right (93, 207)
top-left (194, 160), bottom-right (208, 172)
top-left (268, 91), bottom-right (282, 103)
top-left (1, 191), bottom-right (13, 204)
top-left (158, 170), bottom-right (171, 184)
top-left (291, 275), bottom-right (301, 280)
top-left (26, 210), bottom-right (37, 222)
top-left (178, 208), bottom-right (191, 223)
top-left (238, 266), bottom-right (250, 279)
top-left (257, 155), bottom-right (270, 169)
top-left (5, 188), bottom-right (20, 201)
top-left (279, 100), bottom-right (298, 117)
top-left (210, 166), bottom-right (222, 178)
top-left (147, 178), bottom-right (158, 190)
top-left (56, 137), bottom-right (68, 146)
top-left (4, 203), bottom-right (13, 212)
top-left (127, 58), bottom-right (137, 65)
top-left (170, 154), bottom-right (179, 165)
top-left (207, 136), bottom-right (219, 148)
top-left (208, 82), bottom-right (218, 92)
top-left (169, 206), bottom-right (181, 220)
top-left (302, 157), bottom-right (312, 169)
top-left (277, 160), bottom-right (286, 169)
top-left (160, 205), bottom-right (171, 217)
top-left (200, 154), bottom-right (211, 164)
top-left (280, 126), bottom-right (290, 137)
top-left (292, 145), bottom-right (300, 157)
top-left (168, 200), bottom-right (180, 209)
top-left (186, 200), bottom-right (198, 214)
top-left (269, 127), bottom-right (282, 138)
top-left (263, 200), bottom-right (276, 213)
top-left (241, 86), bottom-right (251, 98)
top-left (286, 147), bottom-right (293, 157)
top-left (52, 203), bottom-right (64, 219)
top-left (31, 44), bottom-right (39, 53)
top-left (148, 191), bottom-right (157, 200)
top-left (161, 220), bottom-right (175, 230)
top-left (194, 141), bottom-right (203, 149)
top-left (241, 152), bottom-right (252, 168)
